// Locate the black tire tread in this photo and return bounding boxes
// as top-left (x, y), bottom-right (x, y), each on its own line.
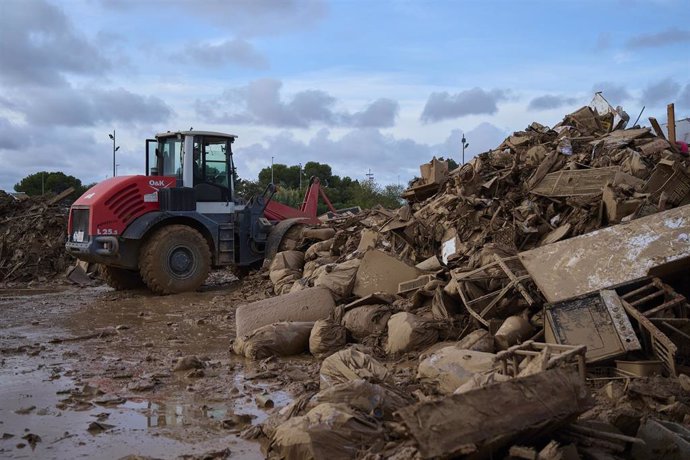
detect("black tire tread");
top-left (139, 225), bottom-right (211, 295)
top-left (99, 265), bottom-right (145, 290)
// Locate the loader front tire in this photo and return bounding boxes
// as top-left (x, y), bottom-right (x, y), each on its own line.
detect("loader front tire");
top-left (140, 225), bottom-right (211, 295)
top-left (99, 265), bottom-right (145, 290)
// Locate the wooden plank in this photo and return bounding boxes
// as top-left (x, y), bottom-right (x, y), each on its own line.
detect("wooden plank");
top-left (531, 167), bottom-right (618, 197)
top-left (649, 117), bottom-right (667, 140)
top-left (47, 186), bottom-right (75, 205)
top-left (519, 204), bottom-right (690, 303)
top-left (668, 103), bottom-right (677, 144)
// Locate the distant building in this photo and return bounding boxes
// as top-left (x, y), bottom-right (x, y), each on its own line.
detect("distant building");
top-left (663, 117), bottom-right (690, 144)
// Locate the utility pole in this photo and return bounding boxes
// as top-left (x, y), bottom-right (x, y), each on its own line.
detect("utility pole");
top-left (271, 156), bottom-right (274, 184)
top-left (461, 133), bottom-right (469, 165)
top-left (108, 130), bottom-right (120, 177)
top-left (366, 169), bottom-right (374, 183)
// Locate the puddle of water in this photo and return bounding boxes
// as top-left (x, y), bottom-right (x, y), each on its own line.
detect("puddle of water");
top-left (0, 355), bottom-right (264, 459)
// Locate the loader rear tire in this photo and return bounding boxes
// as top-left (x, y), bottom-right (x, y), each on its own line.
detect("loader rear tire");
top-left (140, 225), bottom-right (211, 295)
top-left (99, 265), bottom-right (145, 290)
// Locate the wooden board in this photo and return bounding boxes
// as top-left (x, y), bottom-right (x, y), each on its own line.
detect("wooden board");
top-left (519, 204), bottom-right (690, 302)
top-left (668, 103), bottom-right (677, 144)
top-left (649, 117), bottom-right (667, 140)
top-left (531, 167), bottom-right (618, 197)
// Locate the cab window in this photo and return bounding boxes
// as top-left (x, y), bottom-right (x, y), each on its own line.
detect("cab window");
top-left (193, 136), bottom-right (230, 202)
top-left (158, 137), bottom-right (183, 179)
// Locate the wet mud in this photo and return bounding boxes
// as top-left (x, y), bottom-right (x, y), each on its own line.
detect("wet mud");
top-left (0, 280), bottom-right (304, 459)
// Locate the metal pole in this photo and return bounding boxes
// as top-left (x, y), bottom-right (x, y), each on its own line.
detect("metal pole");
top-left (299, 163), bottom-right (302, 190)
top-left (112, 129), bottom-right (116, 177)
top-left (271, 156), bottom-right (274, 183)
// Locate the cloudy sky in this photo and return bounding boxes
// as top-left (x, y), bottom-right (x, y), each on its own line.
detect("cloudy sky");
top-left (1, 0), bottom-right (689, 191)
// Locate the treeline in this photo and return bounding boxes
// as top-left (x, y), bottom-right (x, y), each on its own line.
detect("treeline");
top-left (14, 171), bottom-right (95, 198)
top-left (235, 161), bottom-right (405, 212)
top-left (12, 161), bottom-right (423, 213)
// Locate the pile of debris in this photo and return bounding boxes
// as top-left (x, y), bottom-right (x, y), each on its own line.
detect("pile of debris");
top-left (0, 190), bottom-right (73, 284)
top-left (229, 96), bottom-right (690, 459)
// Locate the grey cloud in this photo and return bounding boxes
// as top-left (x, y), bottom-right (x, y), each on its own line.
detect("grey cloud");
top-left (8, 87), bottom-right (172, 127)
top-left (437, 123), bottom-right (509, 160)
top-left (238, 128), bottom-right (432, 185)
top-left (288, 90), bottom-right (337, 125)
top-left (196, 79), bottom-right (398, 128)
top-left (344, 99), bottom-right (399, 128)
top-left (180, 39), bottom-right (269, 69)
top-left (591, 82), bottom-right (632, 105)
top-left (420, 88), bottom-right (507, 123)
top-left (527, 95), bottom-right (578, 111)
top-left (679, 84), bottom-right (690, 108)
top-left (0, 0), bottom-right (110, 86)
top-left (102, 0), bottom-right (328, 36)
top-left (235, 122), bottom-right (508, 186)
top-left (0, 120), bottom-right (114, 191)
top-left (626, 27), bottom-right (690, 49)
top-left (642, 78), bottom-right (682, 106)
top-left (0, 118), bottom-right (22, 150)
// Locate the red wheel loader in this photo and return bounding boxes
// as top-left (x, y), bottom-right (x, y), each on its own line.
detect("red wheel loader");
top-left (65, 130), bottom-right (337, 294)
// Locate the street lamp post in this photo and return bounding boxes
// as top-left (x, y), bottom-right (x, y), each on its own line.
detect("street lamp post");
top-left (108, 130), bottom-right (120, 177)
top-left (461, 134), bottom-right (469, 165)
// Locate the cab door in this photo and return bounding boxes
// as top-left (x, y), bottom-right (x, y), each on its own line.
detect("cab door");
top-left (145, 139), bottom-right (158, 175)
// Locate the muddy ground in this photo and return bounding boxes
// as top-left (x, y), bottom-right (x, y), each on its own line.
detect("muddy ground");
top-left (0, 273), bottom-right (314, 459)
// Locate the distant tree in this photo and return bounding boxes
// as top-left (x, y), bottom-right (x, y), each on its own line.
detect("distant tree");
top-left (381, 184), bottom-right (405, 207)
top-left (257, 164), bottom-right (300, 188)
top-left (14, 171), bottom-right (84, 197)
top-left (438, 156), bottom-right (459, 171)
top-left (303, 161), bottom-right (333, 184)
top-left (250, 161), bottom-right (404, 212)
top-left (234, 177), bottom-right (264, 201)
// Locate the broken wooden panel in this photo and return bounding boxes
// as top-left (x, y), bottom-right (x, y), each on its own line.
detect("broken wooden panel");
top-left (602, 184), bottom-right (645, 223)
top-left (595, 127), bottom-right (651, 148)
top-left (531, 167), bottom-right (618, 197)
top-left (518, 204), bottom-right (690, 303)
top-left (397, 367), bottom-right (592, 459)
top-left (638, 138), bottom-right (671, 155)
top-left (544, 290), bottom-right (641, 363)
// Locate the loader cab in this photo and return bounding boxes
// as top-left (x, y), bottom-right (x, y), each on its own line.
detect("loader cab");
top-left (146, 131), bottom-right (237, 203)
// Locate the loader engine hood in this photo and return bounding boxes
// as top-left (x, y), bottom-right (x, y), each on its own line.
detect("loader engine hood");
top-left (69, 175), bottom-right (176, 238)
